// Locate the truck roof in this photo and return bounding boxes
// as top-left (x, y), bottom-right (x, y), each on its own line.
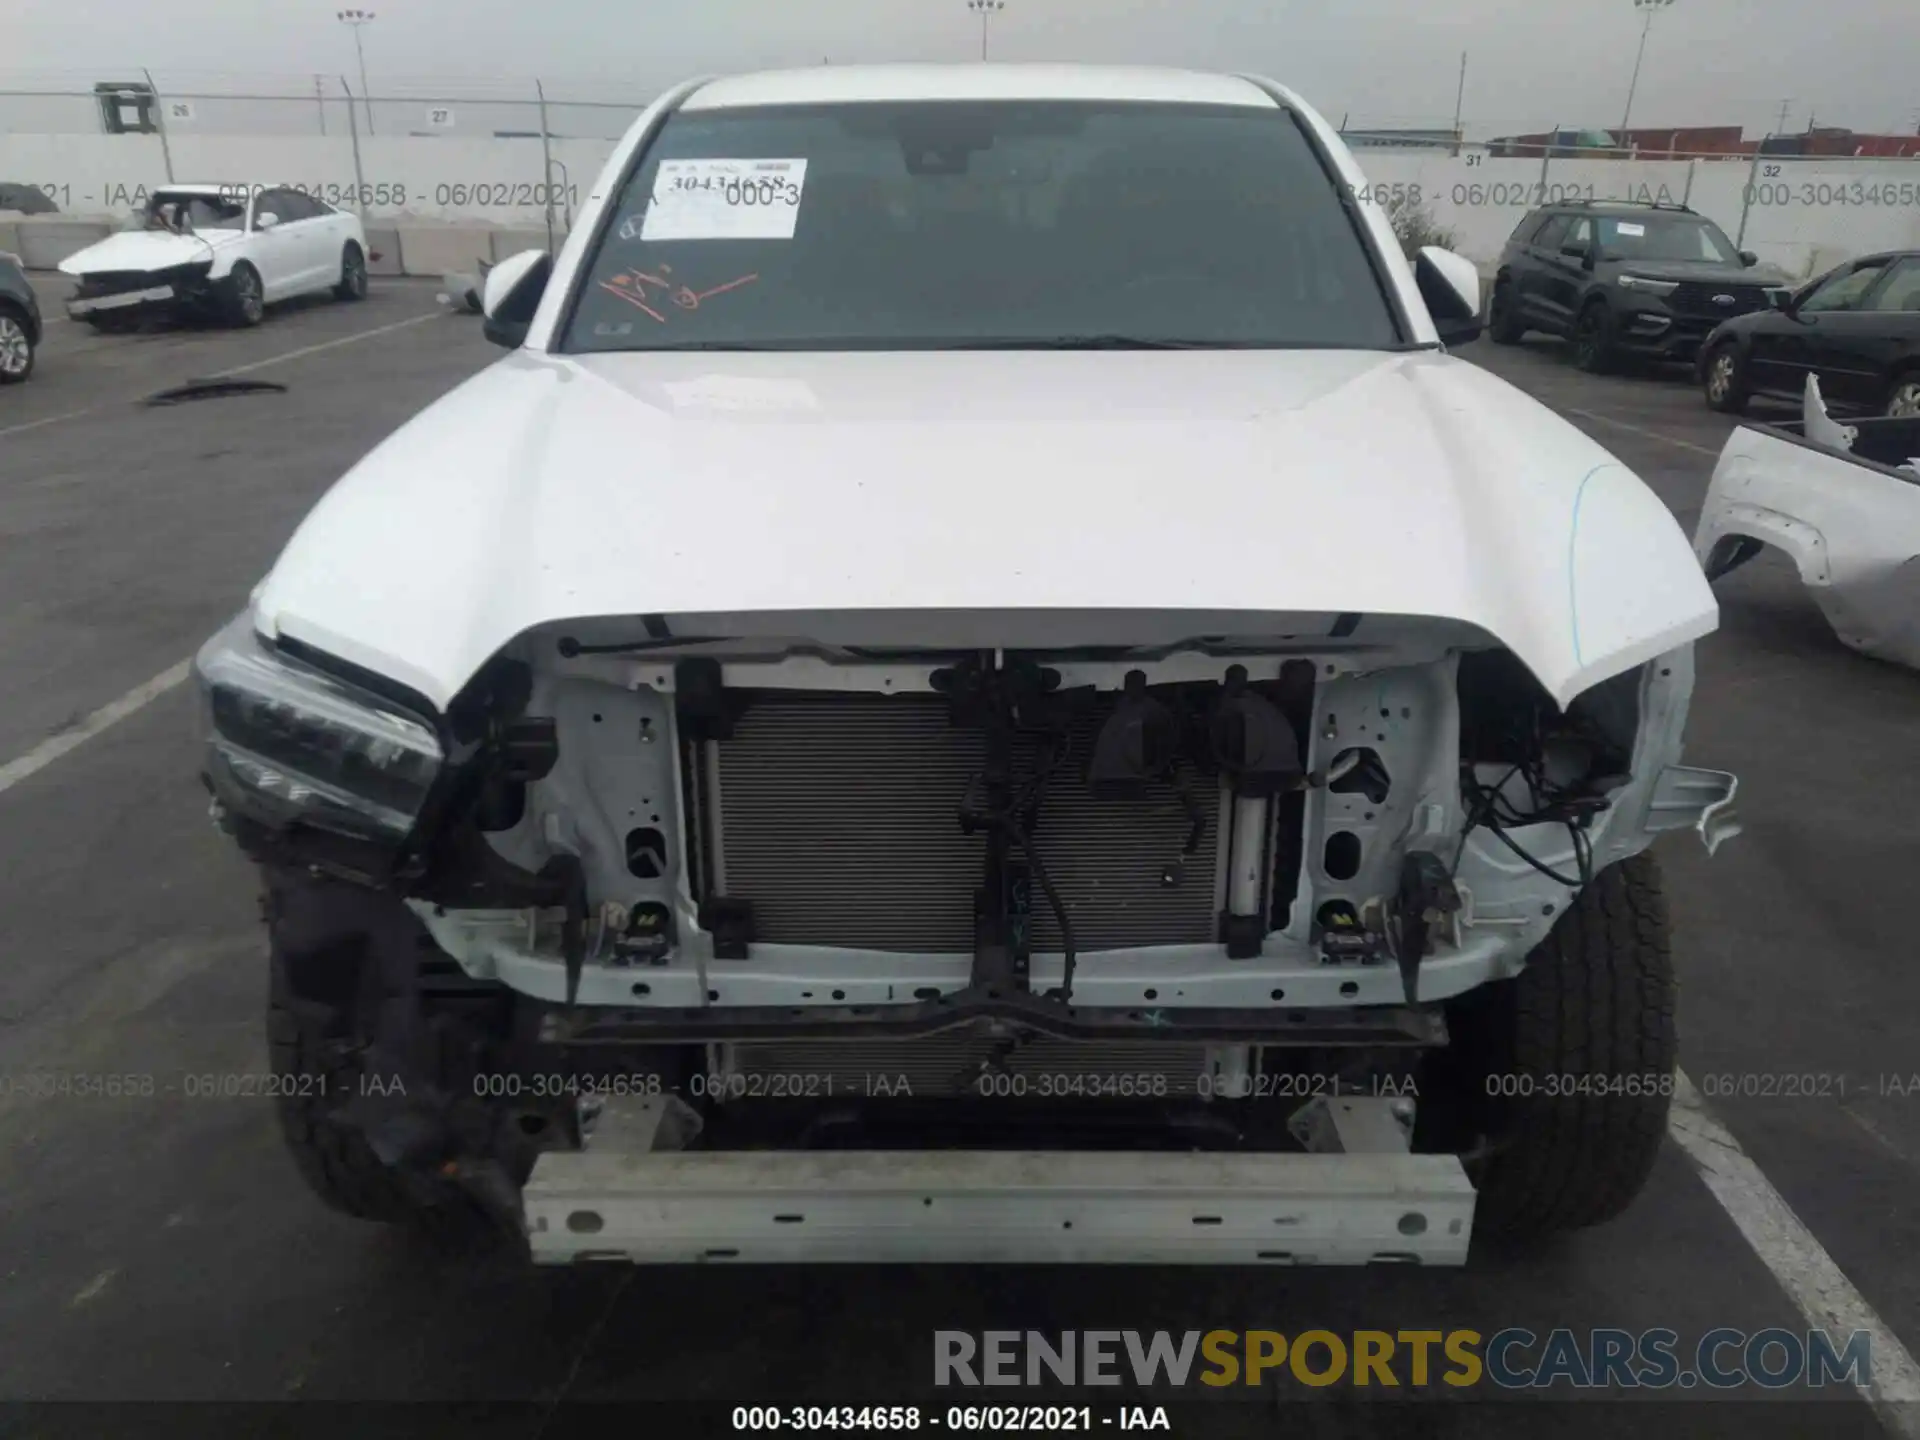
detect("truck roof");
top-left (681, 63), bottom-right (1283, 113)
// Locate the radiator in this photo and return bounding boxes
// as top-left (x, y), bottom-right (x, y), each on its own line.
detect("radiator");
top-left (707, 693), bottom-right (1226, 954)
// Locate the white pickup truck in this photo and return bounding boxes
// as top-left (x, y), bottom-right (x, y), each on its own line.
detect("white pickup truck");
top-left (192, 63), bottom-right (1738, 1267)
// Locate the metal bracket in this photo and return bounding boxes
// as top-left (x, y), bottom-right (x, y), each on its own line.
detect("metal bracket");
top-left (1288, 1094), bottom-right (1416, 1155)
top-left (1646, 766), bottom-right (1743, 856)
top-left (578, 1092), bottom-right (704, 1154)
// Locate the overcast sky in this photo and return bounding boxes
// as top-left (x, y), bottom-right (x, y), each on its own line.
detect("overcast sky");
top-left (3, 0), bottom-right (1916, 138)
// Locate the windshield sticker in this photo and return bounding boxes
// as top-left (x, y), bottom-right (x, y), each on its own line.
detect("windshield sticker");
top-left (598, 263), bottom-right (760, 323)
top-left (639, 158), bottom-right (808, 241)
top-left (1613, 221), bottom-right (1646, 236)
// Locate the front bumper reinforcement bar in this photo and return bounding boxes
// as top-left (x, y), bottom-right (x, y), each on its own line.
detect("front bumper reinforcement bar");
top-left (523, 1095), bottom-right (1476, 1266)
top-left (537, 990), bottom-right (1447, 1046)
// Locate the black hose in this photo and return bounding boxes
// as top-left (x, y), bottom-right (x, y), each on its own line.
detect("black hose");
top-left (1014, 827), bottom-right (1078, 1003)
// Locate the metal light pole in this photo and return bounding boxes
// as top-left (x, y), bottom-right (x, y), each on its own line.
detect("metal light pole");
top-left (1451, 52), bottom-right (1467, 155)
top-left (1618, 0), bottom-right (1673, 142)
top-left (337, 9), bottom-right (376, 135)
top-left (967, 0), bottom-right (1005, 61)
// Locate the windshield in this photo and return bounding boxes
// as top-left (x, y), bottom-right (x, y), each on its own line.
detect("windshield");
top-left (1595, 213), bottom-right (1740, 265)
top-left (563, 99), bottom-right (1402, 352)
top-left (136, 194), bottom-right (247, 234)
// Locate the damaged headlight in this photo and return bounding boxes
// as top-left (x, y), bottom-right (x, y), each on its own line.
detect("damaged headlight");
top-left (193, 613), bottom-right (443, 845)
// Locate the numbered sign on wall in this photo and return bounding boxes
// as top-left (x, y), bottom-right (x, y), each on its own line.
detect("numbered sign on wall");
top-left (167, 100), bottom-right (194, 122)
top-left (427, 107), bottom-right (454, 129)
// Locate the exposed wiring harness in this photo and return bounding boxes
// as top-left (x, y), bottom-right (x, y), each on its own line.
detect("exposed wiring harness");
top-left (1450, 710), bottom-right (1614, 890)
top-left (958, 729), bottom-right (1079, 1003)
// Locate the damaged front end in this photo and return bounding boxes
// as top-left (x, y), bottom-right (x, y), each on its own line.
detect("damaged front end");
top-left (65, 260), bottom-right (221, 324)
top-left (196, 610), bottom-right (1737, 1259)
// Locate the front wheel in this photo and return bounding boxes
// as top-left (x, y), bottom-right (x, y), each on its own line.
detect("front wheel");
top-left (334, 242), bottom-right (368, 302)
top-left (1572, 302), bottom-right (1618, 374)
top-left (1486, 282), bottom-right (1525, 344)
top-left (223, 262), bottom-right (265, 328)
top-left (1426, 851), bottom-right (1677, 1242)
top-left (1703, 342), bottom-right (1749, 414)
top-left (1885, 372), bottom-right (1920, 418)
top-left (0, 308), bottom-right (34, 383)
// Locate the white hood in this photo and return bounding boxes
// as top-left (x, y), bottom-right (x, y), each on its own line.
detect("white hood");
top-left (57, 229), bottom-right (239, 276)
top-left (252, 348), bottom-right (1718, 711)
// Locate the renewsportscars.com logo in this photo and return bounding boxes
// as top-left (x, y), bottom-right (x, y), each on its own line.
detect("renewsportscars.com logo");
top-left (934, 1328), bottom-right (1873, 1391)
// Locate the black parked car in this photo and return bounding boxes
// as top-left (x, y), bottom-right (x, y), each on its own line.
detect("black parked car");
top-left (0, 251), bottom-right (41, 384)
top-left (1486, 200), bottom-right (1792, 373)
top-left (1699, 250), bottom-right (1920, 417)
top-left (0, 182), bottom-right (60, 215)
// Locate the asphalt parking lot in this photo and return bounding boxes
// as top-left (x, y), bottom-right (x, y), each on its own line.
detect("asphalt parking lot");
top-left (0, 277), bottom-right (1915, 1439)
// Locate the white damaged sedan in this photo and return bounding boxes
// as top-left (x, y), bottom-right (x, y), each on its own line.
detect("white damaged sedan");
top-left (58, 184), bottom-right (370, 329)
top-left (191, 65), bottom-right (1740, 1266)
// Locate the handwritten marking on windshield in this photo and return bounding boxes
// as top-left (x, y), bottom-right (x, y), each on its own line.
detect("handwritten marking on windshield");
top-left (599, 264), bottom-right (760, 324)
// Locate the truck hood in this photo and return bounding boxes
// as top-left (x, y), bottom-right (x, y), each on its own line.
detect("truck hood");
top-left (252, 348), bottom-right (1718, 711)
top-left (56, 229), bottom-right (239, 276)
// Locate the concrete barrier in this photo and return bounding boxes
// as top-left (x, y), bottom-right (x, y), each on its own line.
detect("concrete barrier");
top-left (364, 225), bottom-right (406, 277)
top-left (489, 226), bottom-right (556, 263)
top-left (0, 219), bottom-right (22, 259)
top-left (13, 216), bottom-right (114, 269)
top-left (392, 224), bottom-right (494, 276)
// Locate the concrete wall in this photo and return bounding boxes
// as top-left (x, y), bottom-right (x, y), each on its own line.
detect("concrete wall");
top-left (6, 131), bottom-right (1918, 280)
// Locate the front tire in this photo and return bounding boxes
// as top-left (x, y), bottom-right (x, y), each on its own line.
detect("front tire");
top-left (1885, 371), bottom-right (1920, 418)
top-left (1486, 282), bottom-right (1525, 344)
top-left (1703, 341), bottom-right (1749, 414)
top-left (223, 262), bottom-right (265, 328)
top-left (268, 947), bottom-right (417, 1223)
top-left (334, 242), bottom-right (368, 302)
top-left (1572, 301), bottom-right (1618, 374)
top-left (0, 308), bottom-right (34, 383)
top-left (1436, 851), bottom-right (1677, 1242)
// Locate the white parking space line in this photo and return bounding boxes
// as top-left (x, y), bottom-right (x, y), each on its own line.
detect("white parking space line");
top-left (1670, 1070), bottom-right (1920, 1429)
top-left (1562, 405), bottom-right (1721, 458)
top-left (0, 660), bottom-right (190, 798)
top-left (0, 408), bottom-right (97, 440)
top-left (211, 311), bottom-right (441, 378)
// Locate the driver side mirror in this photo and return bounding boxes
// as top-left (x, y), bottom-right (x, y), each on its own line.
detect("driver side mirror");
top-left (482, 249), bottom-right (553, 350)
top-left (255, 212), bottom-right (280, 230)
top-left (1560, 242), bottom-right (1594, 268)
top-left (1414, 245), bottom-right (1482, 346)
top-left (1738, 249), bottom-right (1759, 267)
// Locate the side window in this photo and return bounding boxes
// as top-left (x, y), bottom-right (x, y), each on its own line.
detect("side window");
top-left (1563, 216), bottom-right (1593, 252)
top-left (1530, 215), bottom-right (1569, 250)
top-left (278, 191), bottom-right (320, 222)
top-left (255, 189), bottom-right (306, 226)
top-left (1801, 261), bottom-right (1889, 314)
top-left (1864, 259), bottom-right (1920, 313)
